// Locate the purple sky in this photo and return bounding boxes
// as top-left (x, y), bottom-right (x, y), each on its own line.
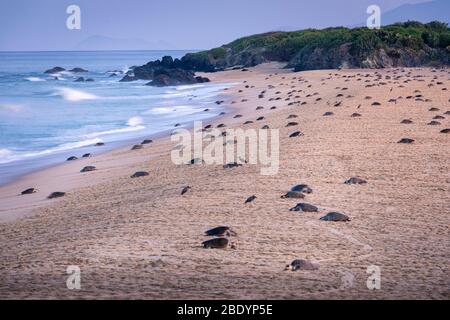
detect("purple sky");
top-left (0, 0), bottom-right (436, 51)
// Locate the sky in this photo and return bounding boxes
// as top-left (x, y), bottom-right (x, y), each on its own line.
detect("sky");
top-left (0, 0), bottom-right (437, 51)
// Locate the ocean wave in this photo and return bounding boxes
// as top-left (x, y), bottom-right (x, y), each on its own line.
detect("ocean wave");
top-left (127, 116), bottom-right (144, 127)
top-left (55, 88), bottom-right (99, 102)
top-left (144, 105), bottom-right (197, 116)
top-left (0, 138), bottom-right (103, 164)
top-left (25, 77), bottom-right (46, 82)
top-left (83, 125), bottom-right (145, 139)
top-left (0, 148), bottom-right (13, 158)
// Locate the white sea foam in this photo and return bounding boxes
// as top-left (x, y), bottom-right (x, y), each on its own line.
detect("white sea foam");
top-left (0, 138), bottom-right (103, 164)
top-left (0, 149), bottom-right (13, 158)
top-left (83, 126), bottom-right (145, 139)
top-left (57, 88), bottom-right (99, 102)
top-left (127, 116), bottom-right (144, 127)
top-left (25, 77), bottom-right (46, 82)
top-left (145, 105), bottom-right (196, 115)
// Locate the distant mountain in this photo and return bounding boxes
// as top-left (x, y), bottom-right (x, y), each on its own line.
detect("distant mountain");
top-left (74, 35), bottom-right (176, 51)
top-left (354, 0), bottom-right (450, 27)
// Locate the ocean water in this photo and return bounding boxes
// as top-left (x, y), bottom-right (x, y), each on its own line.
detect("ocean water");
top-left (0, 51), bottom-right (230, 185)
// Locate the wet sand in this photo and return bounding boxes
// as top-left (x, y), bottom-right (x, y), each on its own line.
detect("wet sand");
top-left (0, 63), bottom-right (449, 299)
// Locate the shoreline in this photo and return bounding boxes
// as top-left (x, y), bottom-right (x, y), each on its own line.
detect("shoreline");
top-left (0, 62), bottom-right (448, 299)
top-left (0, 64), bottom-right (286, 222)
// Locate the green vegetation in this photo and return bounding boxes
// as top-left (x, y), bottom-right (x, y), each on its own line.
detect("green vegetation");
top-left (183, 21), bottom-right (450, 71)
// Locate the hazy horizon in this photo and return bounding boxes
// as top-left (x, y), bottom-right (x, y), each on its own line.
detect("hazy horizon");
top-left (0, 0), bottom-right (446, 52)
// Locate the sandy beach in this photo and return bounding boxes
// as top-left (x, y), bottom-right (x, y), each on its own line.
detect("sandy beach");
top-left (0, 63), bottom-right (449, 299)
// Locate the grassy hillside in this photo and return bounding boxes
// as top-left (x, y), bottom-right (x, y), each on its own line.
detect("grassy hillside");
top-left (181, 21), bottom-right (450, 71)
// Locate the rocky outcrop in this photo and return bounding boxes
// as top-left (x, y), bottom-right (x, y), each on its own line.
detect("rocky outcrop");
top-left (44, 67), bottom-right (66, 74)
top-left (120, 56), bottom-right (210, 87)
top-left (176, 21), bottom-right (450, 72)
top-left (69, 67), bottom-right (88, 73)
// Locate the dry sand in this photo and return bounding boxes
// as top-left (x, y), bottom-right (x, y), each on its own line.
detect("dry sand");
top-left (0, 63), bottom-right (449, 299)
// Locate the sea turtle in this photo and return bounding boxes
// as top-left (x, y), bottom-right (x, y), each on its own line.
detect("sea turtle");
top-left (320, 212), bottom-right (351, 222)
top-left (80, 166), bottom-right (96, 173)
top-left (291, 184), bottom-right (313, 194)
top-left (289, 203), bottom-right (318, 212)
top-left (181, 186), bottom-right (191, 195)
top-left (401, 119), bottom-right (413, 124)
top-left (281, 191), bottom-right (305, 199)
top-left (67, 156), bottom-right (78, 161)
top-left (344, 177), bottom-right (367, 185)
top-left (141, 139), bottom-right (153, 145)
top-left (245, 195), bottom-right (256, 204)
top-left (285, 259), bottom-right (319, 271)
top-left (323, 112), bottom-right (334, 116)
top-left (21, 188), bottom-right (37, 195)
top-left (440, 128), bottom-right (450, 134)
top-left (397, 138), bottom-right (415, 144)
top-left (223, 162), bottom-right (242, 169)
top-left (82, 153), bottom-right (92, 158)
top-left (205, 226), bottom-right (237, 237)
top-left (48, 192), bottom-right (66, 199)
top-left (286, 122), bottom-right (298, 127)
top-left (131, 171), bottom-right (149, 178)
top-left (131, 145), bottom-right (143, 150)
top-left (289, 131), bottom-right (303, 138)
top-left (202, 238), bottom-right (236, 249)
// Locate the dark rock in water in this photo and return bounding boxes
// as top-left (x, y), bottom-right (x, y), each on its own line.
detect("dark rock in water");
top-left (281, 191), bottom-right (305, 199)
top-left (21, 188), bottom-right (37, 195)
top-left (119, 74), bottom-right (137, 82)
top-left (440, 128), bottom-right (450, 134)
top-left (289, 131), bottom-right (303, 138)
top-left (320, 212), bottom-right (350, 222)
top-left (398, 138), bottom-right (415, 144)
top-left (74, 77), bottom-right (85, 82)
top-left (285, 259), bottom-right (319, 271)
top-left (427, 121), bottom-right (441, 126)
top-left (401, 119), bottom-right (413, 124)
top-left (181, 186), bottom-right (191, 195)
top-left (223, 162), bottom-right (242, 169)
top-left (291, 184), bottom-right (313, 194)
top-left (82, 153), bottom-right (92, 158)
top-left (95, 142), bottom-right (105, 147)
top-left (289, 203), bottom-right (318, 212)
top-left (80, 166), bottom-right (96, 173)
top-left (48, 192), bottom-right (66, 199)
top-left (119, 56), bottom-right (210, 87)
top-left (141, 139), bottom-right (153, 145)
top-left (131, 145), bottom-right (143, 150)
top-left (345, 177), bottom-right (367, 185)
top-left (205, 226), bottom-right (237, 237)
top-left (69, 67), bottom-right (88, 73)
top-left (67, 156), bottom-right (78, 161)
top-left (131, 171), bottom-right (149, 178)
top-left (45, 67), bottom-right (65, 74)
top-left (202, 237), bottom-right (235, 249)
top-left (245, 195), bottom-right (257, 204)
